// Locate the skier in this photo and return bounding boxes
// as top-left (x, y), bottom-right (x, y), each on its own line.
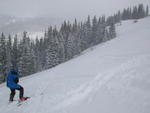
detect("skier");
top-left (6, 68), bottom-right (28, 102)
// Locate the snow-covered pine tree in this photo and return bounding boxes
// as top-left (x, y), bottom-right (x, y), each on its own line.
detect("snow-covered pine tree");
top-left (40, 35), bottom-right (47, 69)
top-left (115, 11), bottom-right (122, 23)
top-left (30, 41), bottom-right (36, 74)
top-left (107, 16), bottom-right (115, 26)
top-left (45, 28), bottom-right (60, 69)
top-left (18, 32), bottom-right (35, 76)
top-left (79, 22), bottom-right (87, 51)
top-left (91, 16), bottom-right (98, 46)
top-left (5, 35), bottom-right (12, 73)
top-left (12, 35), bottom-right (19, 68)
top-left (137, 4), bottom-right (146, 19)
top-left (96, 17), bottom-right (106, 44)
top-left (66, 33), bottom-right (76, 59)
top-left (132, 6), bottom-right (138, 19)
top-left (84, 16), bottom-right (92, 49)
top-left (60, 21), bottom-right (71, 60)
top-left (102, 28), bottom-right (109, 42)
top-left (109, 23), bottom-right (116, 39)
top-left (34, 37), bottom-right (43, 72)
top-left (72, 19), bottom-right (81, 55)
top-left (146, 5), bottom-right (149, 16)
top-left (0, 33), bottom-right (7, 81)
top-left (65, 19), bottom-right (80, 59)
top-left (122, 8), bottom-right (128, 20)
top-left (57, 33), bottom-right (65, 64)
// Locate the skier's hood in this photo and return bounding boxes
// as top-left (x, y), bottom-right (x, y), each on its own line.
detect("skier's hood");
top-left (11, 68), bottom-right (18, 73)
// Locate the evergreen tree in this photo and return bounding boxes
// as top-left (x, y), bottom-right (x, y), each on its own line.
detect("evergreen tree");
top-left (18, 32), bottom-right (35, 76)
top-left (0, 33), bottom-right (7, 81)
top-left (137, 4), bottom-right (145, 19)
top-left (146, 5), bottom-right (149, 16)
top-left (34, 37), bottom-right (43, 72)
top-left (60, 21), bottom-right (72, 59)
top-left (84, 16), bottom-right (92, 48)
top-left (107, 16), bottom-right (115, 26)
top-left (79, 22), bottom-right (86, 51)
top-left (116, 11), bottom-right (122, 23)
top-left (71, 19), bottom-right (81, 55)
top-left (132, 6), bottom-right (138, 19)
top-left (79, 17), bottom-right (92, 51)
top-left (122, 9), bottom-right (128, 20)
top-left (57, 33), bottom-right (65, 63)
top-left (30, 41), bottom-right (36, 74)
top-left (66, 33), bottom-right (75, 59)
top-left (45, 28), bottom-right (60, 69)
top-left (102, 29), bottom-right (109, 42)
top-left (96, 17), bottom-right (105, 44)
top-left (109, 23), bottom-right (116, 39)
top-left (6, 35), bottom-right (12, 73)
top-left (92, 16), bottom-right (98, 46)
top-left (12, 35), bottom-right (19, 68)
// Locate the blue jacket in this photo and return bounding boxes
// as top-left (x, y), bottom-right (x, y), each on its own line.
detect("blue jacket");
top-left (6, 70), bottom-right (21, 89)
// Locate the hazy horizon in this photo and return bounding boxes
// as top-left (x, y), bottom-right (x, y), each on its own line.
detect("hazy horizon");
top-left (0, 0), bottom-right (149, 20)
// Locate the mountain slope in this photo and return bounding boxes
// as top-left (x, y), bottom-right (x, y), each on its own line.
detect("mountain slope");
top-left (0, 17), bottom-right (150, 113)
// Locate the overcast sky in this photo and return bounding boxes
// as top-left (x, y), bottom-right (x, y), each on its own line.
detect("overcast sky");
top-left (0, 0), bottom-right (149, 19)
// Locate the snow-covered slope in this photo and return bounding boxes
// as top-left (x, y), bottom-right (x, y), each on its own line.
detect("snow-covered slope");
top-left (0, 17), bottom-right (150, 113)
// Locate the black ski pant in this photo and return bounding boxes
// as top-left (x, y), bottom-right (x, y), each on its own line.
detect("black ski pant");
top-left (9, 86), bottom-right (24, 101)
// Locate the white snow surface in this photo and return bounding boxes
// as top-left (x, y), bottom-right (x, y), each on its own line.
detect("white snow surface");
top-left (0, 17), bottom-right (150, 113)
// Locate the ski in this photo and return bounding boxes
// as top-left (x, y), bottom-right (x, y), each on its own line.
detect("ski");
top-left (17, 97), bottom-right (30, 106)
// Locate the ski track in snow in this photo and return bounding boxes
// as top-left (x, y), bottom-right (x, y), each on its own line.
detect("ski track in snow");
top-left (53, 54), bottom-right (150, 110)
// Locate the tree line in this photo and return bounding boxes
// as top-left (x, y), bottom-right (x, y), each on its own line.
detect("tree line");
top-left (0, 4), bottom-right (149, 83)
